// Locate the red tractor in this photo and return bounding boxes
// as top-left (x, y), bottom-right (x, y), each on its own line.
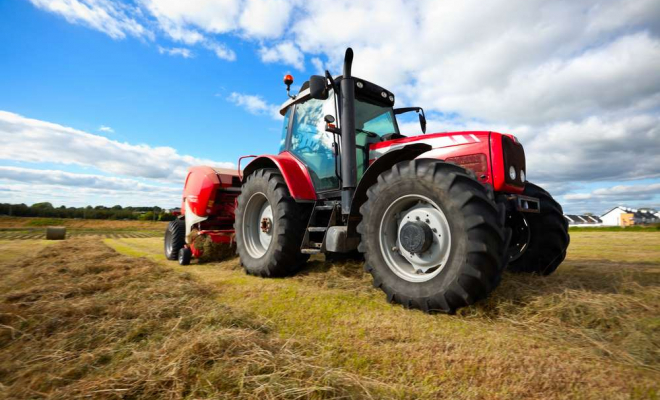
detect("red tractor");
top-left (164, 48), bottom-right (569, 313)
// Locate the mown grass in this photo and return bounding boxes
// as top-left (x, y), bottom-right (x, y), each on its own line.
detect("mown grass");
top-left (0, 216), bottom-right (167, 231)
top-left (103, 231), bottom-right (660, 399)
top-left (0, 240), bottom-right (55, 263)
top-left (0, 239), bottom-right (398, 399)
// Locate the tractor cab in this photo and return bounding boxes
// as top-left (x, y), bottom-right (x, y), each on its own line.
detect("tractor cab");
top-left (278, 75), bottom-right (407, 192)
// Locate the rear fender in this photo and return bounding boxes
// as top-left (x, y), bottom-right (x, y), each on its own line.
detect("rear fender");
top-left (347, 143), bottom-right (431, 235)
top-left (242, 152), bottom-right (317, 201)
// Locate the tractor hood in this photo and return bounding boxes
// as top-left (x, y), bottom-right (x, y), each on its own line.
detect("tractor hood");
top-left (369, 131), bottom-right (526, 193)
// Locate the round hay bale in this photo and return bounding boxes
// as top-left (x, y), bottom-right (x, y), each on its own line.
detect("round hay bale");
top-left (46, 226), bottom-right (66, 240)
top-left (189, 231), bottom-right (236, 263)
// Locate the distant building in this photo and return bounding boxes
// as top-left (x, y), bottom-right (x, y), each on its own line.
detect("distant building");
top-left (564, 215), bottom-right (603, 227)
top-left (600, 206), bottom-right (659, 226)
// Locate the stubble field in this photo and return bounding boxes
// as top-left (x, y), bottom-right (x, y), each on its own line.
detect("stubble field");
top-left (0, 218), bottom-right (658, 399)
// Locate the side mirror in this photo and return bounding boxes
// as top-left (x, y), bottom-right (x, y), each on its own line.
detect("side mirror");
top-left (309, 75), bottom-right (328, 100)
top-left (419, 112), bottom-right (427, 134)
top-left (394, 107), bottom-right (427, 134)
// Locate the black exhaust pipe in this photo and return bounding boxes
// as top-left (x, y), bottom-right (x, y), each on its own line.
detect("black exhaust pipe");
top-left (340, 48), bottom-right (356, 215)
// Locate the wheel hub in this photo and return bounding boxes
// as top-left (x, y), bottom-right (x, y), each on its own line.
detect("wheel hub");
top-left (399, 221), bottom-right (433, 254)
top-left (260, 217), bottom-right (272, 233)
top-left (379, 195), bottom-right (452, 283)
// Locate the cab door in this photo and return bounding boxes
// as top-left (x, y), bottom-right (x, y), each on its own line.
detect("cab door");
top-left (288, 96), bottom-right (339, 192)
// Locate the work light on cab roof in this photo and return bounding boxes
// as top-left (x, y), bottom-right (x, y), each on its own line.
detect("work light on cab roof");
top-left (165, 47), bottom-right (570, 315)
top-left (284, 74), bottom-right (294, 99)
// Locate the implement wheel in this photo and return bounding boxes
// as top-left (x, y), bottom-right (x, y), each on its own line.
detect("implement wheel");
top-left (164, 219), bottom-right (185, 260)
top-left (235, 169), bottom-right (309, 277)
top-left (358, 160), bottom-right (507, 313)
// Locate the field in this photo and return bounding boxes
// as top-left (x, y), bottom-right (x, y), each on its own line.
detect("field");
top-left (0, 216), bottom-right (166, 239)
top-left (0, 219), bottom-right (658, 399)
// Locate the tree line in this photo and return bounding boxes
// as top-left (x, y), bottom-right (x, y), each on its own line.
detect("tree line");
top-left (0, 202), bottom-right (178, 221)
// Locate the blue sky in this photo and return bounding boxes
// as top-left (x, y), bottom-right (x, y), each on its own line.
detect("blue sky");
top-left (0, 0), bottom-right (659, 214)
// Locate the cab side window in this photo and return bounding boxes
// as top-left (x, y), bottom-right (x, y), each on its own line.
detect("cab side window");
top-left (289, 97), bottom-right (338, 191)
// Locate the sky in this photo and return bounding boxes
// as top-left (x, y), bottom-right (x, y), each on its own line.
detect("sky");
top-left (0, 0), bottom-right (659, 214)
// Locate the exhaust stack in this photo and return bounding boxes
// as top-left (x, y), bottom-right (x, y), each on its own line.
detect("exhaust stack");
top-left (340, 48), bottom-right (357, 215)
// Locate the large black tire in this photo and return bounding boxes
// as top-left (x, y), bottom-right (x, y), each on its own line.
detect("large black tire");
top-left (164, 219), bottom-right (185, 260)
top-left (358, 160), bottom-right (507, 313)
top-left (235, 169), bottom-right (310, 277)
top-left (506, 182), bottom-right (570, 275)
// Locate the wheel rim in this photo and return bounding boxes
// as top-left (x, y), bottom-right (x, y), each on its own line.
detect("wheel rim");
top-left (379, 194), bottom-right (452, 283)
top-left (507, 212), bottom-right (530, 262)
top-left (243, 192), bottom-right (273, 258)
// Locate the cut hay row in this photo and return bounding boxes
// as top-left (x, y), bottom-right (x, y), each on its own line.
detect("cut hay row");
top-left (0, 238), bottom-right (394, 399)
top-left (0, 231), bottom-right (162, 240)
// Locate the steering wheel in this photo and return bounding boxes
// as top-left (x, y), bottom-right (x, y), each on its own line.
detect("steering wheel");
top-left (356, 128), bottom-right (380, 139)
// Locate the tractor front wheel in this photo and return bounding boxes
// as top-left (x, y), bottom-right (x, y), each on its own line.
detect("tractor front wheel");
top-left (506, 182), bottom-right (570, 275)
top-left (235, 169), bottom-right (310, 277)
top-left (358, 160), bottom-right (507, 313)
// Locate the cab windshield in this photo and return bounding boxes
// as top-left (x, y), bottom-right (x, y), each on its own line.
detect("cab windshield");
top-left (355, 98), bottom-right (399, 138)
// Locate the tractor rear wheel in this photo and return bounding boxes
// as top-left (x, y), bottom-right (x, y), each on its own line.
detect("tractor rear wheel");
top-left (358, 160), bottom-right (507, 313)
top-left (506, 182), bottom-right (569, 275)
top-left (235, 169), bottom-right (310, 277)
top-left (164, 219), bottom-right (185, 260)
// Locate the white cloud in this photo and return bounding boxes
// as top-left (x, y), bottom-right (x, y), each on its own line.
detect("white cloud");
top-left (28, 0), bottom-right (153, 40)
top-left (564, 183), bottom-right (660, 202)
top-left (0, 110), bottom-right (234, 183)
top-left (157, 46), bottom-right (193, 58)
top-left (21, 0), bottom-right (660, 211)
top-left (519, 113), bottom-right (660, 184)
top-left (227, 92), bottom-right (281, 119)
top-left (238, 0), bottom-right (292, 38)
top-left (425, 32), bottom-right (660, 125)
top-left (0, 182), bottom-right (181, 208)
top-left (559, 182), bottom-right (660, 215)
top-left (310, 57), bottom-right (325, 74)
top-left (140, 0), bottom-right (241, 35)
top-left (0, 166), bottom-right (179, 194)
top-left (203, 41), bottom-right (236, 61)
top-left (98, 125), bottom-right (115, 133)
top-left (259, 41), bottom-right (305, 70)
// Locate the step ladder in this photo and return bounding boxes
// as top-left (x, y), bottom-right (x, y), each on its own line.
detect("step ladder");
top-left (300, 201), bottom-right (339, 254)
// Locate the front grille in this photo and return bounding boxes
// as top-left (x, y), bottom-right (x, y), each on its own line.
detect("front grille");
top-left (502, 136), bottom-right (526, 186)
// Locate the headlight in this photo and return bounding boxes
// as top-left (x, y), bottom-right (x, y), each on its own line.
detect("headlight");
top-left (520, 170), bottom-right (526, 182)
top-left (509, 166), bottom-right (517, 181)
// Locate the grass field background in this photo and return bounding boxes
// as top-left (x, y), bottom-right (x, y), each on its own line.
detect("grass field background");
top-left (0, 216), bottom-right (166, 239)
top-left (0, 218), bottom-right (658, 399)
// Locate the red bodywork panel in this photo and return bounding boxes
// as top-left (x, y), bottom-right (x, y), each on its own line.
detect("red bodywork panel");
top-left (181, 166), bottom-right (240, 228)
top-left (369, 131), bottom-right (524, 194)
top-left (242, 151), bottom-right (317, 201)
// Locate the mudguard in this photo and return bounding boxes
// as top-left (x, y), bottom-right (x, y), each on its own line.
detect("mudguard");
top-left (241, 151), bottom-right (317, 201)
top-left (347, 143), bottom-right (432, 235)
